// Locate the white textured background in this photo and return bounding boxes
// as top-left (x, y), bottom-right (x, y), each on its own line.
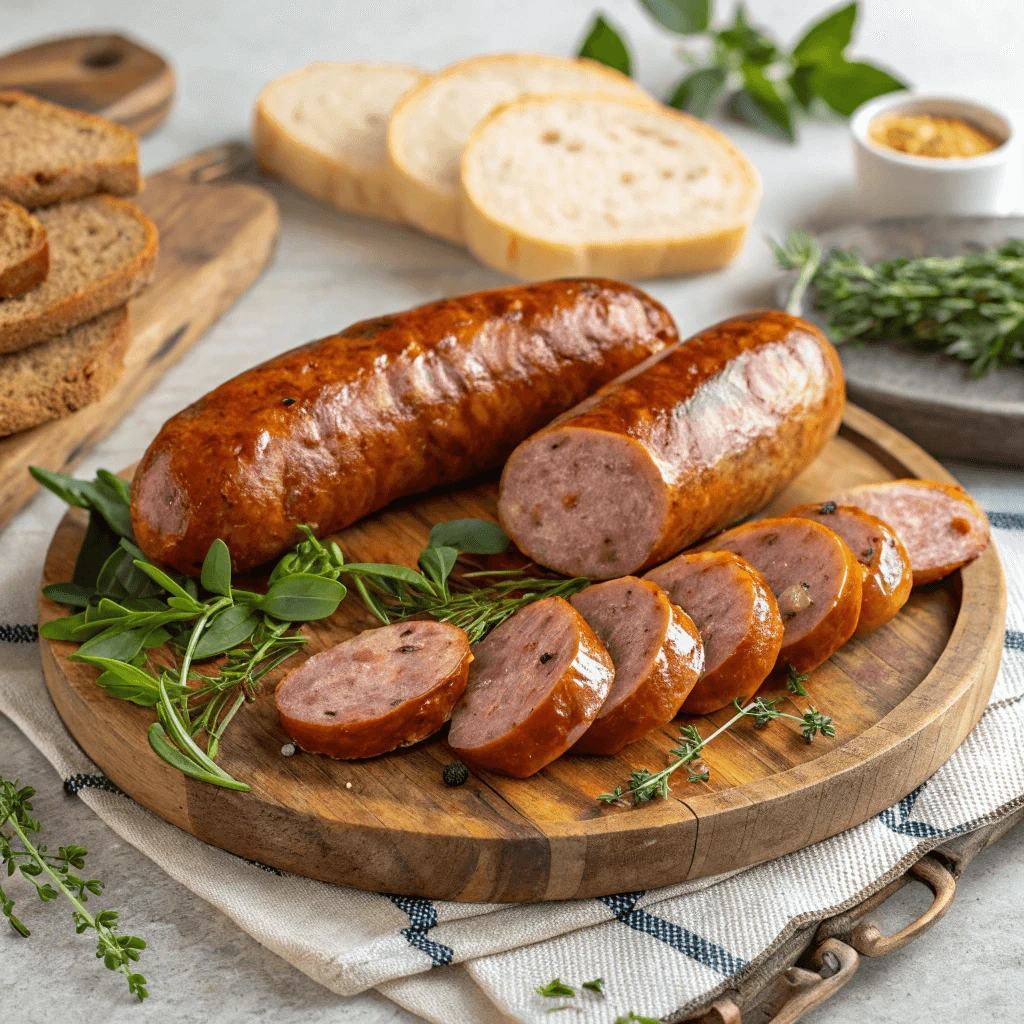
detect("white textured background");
top-left (2, 0), bottom-right (1023, 1021)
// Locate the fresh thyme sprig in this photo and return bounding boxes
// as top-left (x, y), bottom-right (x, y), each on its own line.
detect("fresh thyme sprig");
top-left (0, 776), bottom-right (147, 1000)
top-left (774, 231), bottom-right (1024, 376)
top-left (786, 663), bottom-right (810, 696)
top-left (598, 696), bottom-right (835, 806)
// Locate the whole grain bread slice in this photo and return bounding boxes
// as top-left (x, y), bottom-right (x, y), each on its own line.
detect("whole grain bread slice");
top-left (0, 198), bottom-right (48, 298)
top-left (0, 90), bottom-right (140, 208)
top-left (0, 305), bottom-right (130, 436)
top-left (0, 195), bottom-right (157, 354)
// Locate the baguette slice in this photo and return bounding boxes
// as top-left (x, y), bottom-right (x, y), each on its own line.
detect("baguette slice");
top-left (0, 306), bottom-right (130, 436)
top-left (254, 62), bottom-right (425, 222)
top-left (0, 90), bottom-right (140, 208)
top-left (0, 195), bottom-right (157, 354)
top-left (0, 198), bottom-right (48, 298)
top-left (461, 93), bottom-right (762, 280)
top-left (387, 54), bottom-right (648, 244)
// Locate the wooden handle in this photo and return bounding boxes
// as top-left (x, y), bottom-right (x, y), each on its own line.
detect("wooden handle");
top-left (0, 33), bottom-right (174, 135)
top-left (764, 939), bottom-right (860, 1024)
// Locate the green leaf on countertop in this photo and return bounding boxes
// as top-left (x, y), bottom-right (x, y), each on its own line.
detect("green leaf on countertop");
top-left (191, 604), bottom-right (261, 659)
top-left (257, 574), bottom-right (346, 622)
top-left (734, 62), bottom-right (794, 141)
top-left (717, 3), bottom-right (777, 64)
top-left (73, 512), bottom-right (121, 590)
top-left (39, 612), bottom-right (88, 641)
top-left (41, 582), bottom-right (93, 608)
top-left (131, 560), bottom-right (199, 606)
top-left (578, 13), bottom-right (632, 76)
top-left (639, 0), bottom-right (711, 34)
top-left (72, 625), bottom-right (152, 663)
top-left (419, 545), bottom-right (459, 593)
top-left (792, 2), bottom-right (857, 66)
top-left (788, 63), bottom-right (816, 108)
top-left (536, 978), bottom-right (576, 998)
top-left (427, 518), bottom-right (510, 555)
top-left (668, 65), bottom-right (729, 116)
top-left (809, 57), bottom-right (906, 116)
top-left (72, 657), bottom-right (165, 706)
top-left (200, 538), bottom-right (233, 597)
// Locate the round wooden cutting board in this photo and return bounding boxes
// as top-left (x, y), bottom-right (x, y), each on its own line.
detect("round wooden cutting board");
top-left (38, 404), bottom-right (1005, 903)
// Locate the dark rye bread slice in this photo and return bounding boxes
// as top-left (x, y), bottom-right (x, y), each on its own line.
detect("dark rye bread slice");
top-left (0, 91), bottom-right (140, 208)
top-left (0, 196), bottom-right (157, 354)
top-left (0, 198), bottom-right (48, 298)
top-left (0, 306), bottom-right (130, 436)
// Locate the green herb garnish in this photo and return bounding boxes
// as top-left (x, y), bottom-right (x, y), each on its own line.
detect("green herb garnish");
top-left (1, 776), bottom-right (148, 1000)
top-left (578, 1), bottom-right (907, 141)
top-left (786, 663), bottom-right (810, 696)
top-left (582, 977), bottom-right (605, 995)
top-left (536, 978), bottom-right (576, 998)
top-left (774, 231), bottom-right (1024, 376)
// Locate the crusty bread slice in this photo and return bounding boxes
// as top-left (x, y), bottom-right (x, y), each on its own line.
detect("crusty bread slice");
top-left (0, 305), bottom-right (130, 436)
top-left (387, 54), bottom-right (649, 244)
top-left (0, 195), bottom-right (157, 354)
top-left (0, 90), bottom-right (140, 208)
top-left (460, 93), bottom-right (762, 280)
top-left (254, 62), bottom-right (425, 222)
top-left (0, 198), bottom-right (48, 298)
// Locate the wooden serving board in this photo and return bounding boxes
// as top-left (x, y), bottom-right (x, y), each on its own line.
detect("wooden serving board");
top-left (780, 216), bottom-right (1024, 467)
top-left (0, 143), bottom-right (279, 529)
top-left (37, 403), bottom-right (999, 901)
top-left (38, 404), bottom-right (1005, 903)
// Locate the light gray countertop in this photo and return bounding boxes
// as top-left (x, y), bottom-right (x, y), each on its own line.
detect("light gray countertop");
top-left (3, 0), bottom-right (1024, 1021)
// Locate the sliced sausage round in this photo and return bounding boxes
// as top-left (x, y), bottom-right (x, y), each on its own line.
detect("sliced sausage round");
top-left (700, 517), bottom-right (863, 673)
top-left (643, 550), bottom-right (784, 714)
top-left (497, 310), bottom-right (845, 579)
top-left (275, 620), bottom-right (472, 759)
top-left (829, 479), bottom-right (990, 586)
top-left (447, 596), bottom-right (614, 778)
top-left (784, 502), bottom-right (912, 637)
top-left (568, 577), bottom-right (704, 755)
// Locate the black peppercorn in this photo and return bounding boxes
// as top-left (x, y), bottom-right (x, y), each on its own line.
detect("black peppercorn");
top-left (443, 761), bottom-right (470, 787)
top-left (819, 501), bottom-right (837, 514)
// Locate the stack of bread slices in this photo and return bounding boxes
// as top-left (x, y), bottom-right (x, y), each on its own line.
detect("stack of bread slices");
top-left (0, 91), bottom-right (158, 437)
top-left (254, 54), bottom-right (760, 281)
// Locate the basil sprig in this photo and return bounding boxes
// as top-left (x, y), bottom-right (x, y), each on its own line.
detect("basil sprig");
top-left (577, 1), bottom-right (907, 141)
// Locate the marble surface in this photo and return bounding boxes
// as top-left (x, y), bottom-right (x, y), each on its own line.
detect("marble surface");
top-left (2, 0), bottom-right (1024, 1020)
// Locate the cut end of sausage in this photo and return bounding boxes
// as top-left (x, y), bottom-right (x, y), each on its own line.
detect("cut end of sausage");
top-left (569, 577), bottom-right (703, 755)
top-left (275, 620), bottom-right (472, 760)
top-left (498, 426), bottom-right (667, 579)
top-left (643, 550), bottom-right (783, 714)
top-left (830, 479), bottom-right (990, 587)
top-left (448, 596), bottom-right (614, 777)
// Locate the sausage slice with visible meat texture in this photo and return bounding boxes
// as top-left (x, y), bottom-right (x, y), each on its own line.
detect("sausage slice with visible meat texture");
top-left (568, 577), bottom-right (704, 755)
top-left (700, 517), bottom-right (862, 673)
top-left (643, 551), bottom-right (783, 713)
top-left (448, 596), bottom-right (614, 778)
top-left (497, 310), bottom-right (845, 579)
top-left (785, 502), bottom-right (912, 636)
top-left (275, 621), bottom-right (472, 759)
top-left (829, 479), bottom-right (990, 586)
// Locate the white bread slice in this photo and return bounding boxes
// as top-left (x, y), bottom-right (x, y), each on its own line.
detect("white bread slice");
top-left (460, 93), bottom-right (762, 281)
top-left (387, 54), bottom-right (649, 244)
top-left (254, 62), bottom-right (425, 222)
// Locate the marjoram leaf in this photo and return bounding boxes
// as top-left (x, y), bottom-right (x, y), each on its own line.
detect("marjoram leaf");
top-left (735, 62), bottom-right (795, 141)
top-left (427, 518), bottom-right (510, 554)
top-left (200, 538), bottom-right (233, 597)
top-left (578, 13), bottom-right (632, 76)
top-left (791, 2), bottom-right (857, 66)
top-left (809, 58), bottom-right (907, 116)
top-left (257, 574), bottom-right (346, 622)
top-left (668, 65), bottom-right (728, 117)
top-left (639, 0), bottom-right (711, 34)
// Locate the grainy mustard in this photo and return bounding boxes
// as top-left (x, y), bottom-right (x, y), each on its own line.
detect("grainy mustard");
top-left (868, 113), bottom-right (1000, 158)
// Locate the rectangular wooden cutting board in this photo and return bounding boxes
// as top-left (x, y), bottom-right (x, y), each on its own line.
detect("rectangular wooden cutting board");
top-left (0, 142), bottom-right (280, 527)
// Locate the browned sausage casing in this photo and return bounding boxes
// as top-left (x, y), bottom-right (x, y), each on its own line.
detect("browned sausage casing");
top-left (497, 310), bottom-right (845, 579)
top-left (131, 279), bottom-right (677, 574)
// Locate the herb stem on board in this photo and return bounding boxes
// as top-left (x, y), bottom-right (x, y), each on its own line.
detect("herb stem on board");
top-left (0, 776), bottom-right (148, 1000)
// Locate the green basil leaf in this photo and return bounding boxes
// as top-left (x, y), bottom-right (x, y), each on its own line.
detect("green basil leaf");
top-left (132, 560), bottom-right (200, 605)
top-left (73, 511), bottom-right (121, 589)
top-left (200, 538), bottom-right (233, 597)
top-left (42, 582), bottom-right (93, 608)
top-left (734, 63), bottom-right (795, 141)
top-left (639, 0), bottom-right (711, 34)
top-left (427, 518), bottom-right (510, 555)
top-left (717, 6), bottom-right (777, 64)
top-left (788, 63), bottom-right (816, 109)
top-left (792, 2), bottom-right (857, 67)
top-left (258, 574), bottom-right (346, 622)
top-left (578, 13), bottom-right (632, 76)
top-left (668, 65), bottom-right (729, 117)
top-left (419, 546), bottom-right (458, 591)
top-left (808, 58), bottom-right (907, 116)
top-left (73, 625), bottom-right (152, 662)
top-left (39, 612), bottom-right (88, 641)
top-left (192, 605), bottom-right (260, 659)
top-left (342, 563), bottom-right (430, 587)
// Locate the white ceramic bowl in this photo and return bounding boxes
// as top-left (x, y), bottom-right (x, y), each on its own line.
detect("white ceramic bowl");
top-left (851, 93), bottom-right (1016, 217)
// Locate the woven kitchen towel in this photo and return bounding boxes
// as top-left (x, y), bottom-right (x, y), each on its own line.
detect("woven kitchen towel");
top-left (2, 498), bottom-right (1023, 1024)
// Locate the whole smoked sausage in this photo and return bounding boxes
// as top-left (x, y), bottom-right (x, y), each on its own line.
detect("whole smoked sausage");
top-left (131, 279), bottom-right (677, 574)
top-left (498, 310), bottom-right (844, 579)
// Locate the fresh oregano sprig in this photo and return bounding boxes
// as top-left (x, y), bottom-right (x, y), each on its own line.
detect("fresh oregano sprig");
top-left (578, 1), bottom-right (907, 142)
top-left (774, 231), bottom-right (1024, 377)
top-left (598, 695), bottom-right (834, 806)
top-left (0, 776), bottom-right (147, 1000)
